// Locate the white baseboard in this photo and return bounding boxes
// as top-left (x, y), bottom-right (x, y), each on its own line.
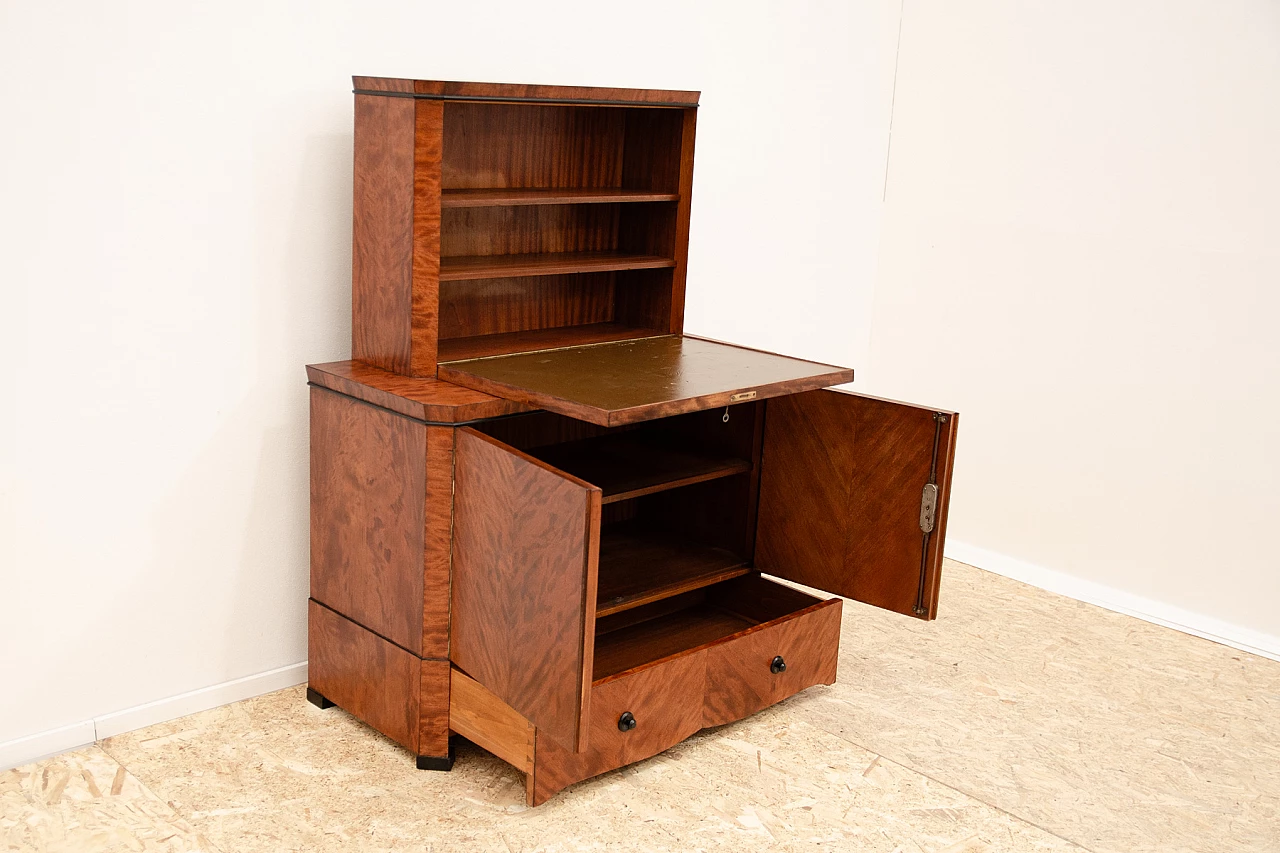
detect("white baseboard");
top-left (946, 540), bottom-right (1280, 664)
top-left (0, 720), bottom-right (98, 773)
top-left (0, 661), bottom-right (308, 772)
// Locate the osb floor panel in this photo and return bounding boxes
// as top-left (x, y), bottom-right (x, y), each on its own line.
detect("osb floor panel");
top-left (2, 560), bottom-right (1277, 852)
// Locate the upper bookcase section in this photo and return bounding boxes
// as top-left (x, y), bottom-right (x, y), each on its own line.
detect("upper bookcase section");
top-left (350, 77), bottom-right (700, 378)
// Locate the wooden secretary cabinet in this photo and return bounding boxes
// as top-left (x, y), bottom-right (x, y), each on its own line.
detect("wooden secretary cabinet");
top-left (306, 77), bottom-right (959, 806)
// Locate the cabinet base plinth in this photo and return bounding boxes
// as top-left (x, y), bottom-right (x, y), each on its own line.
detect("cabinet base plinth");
top-left (306, 687), bottom-right (335, 710)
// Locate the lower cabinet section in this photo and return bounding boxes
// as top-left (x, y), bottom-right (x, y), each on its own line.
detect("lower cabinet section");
top-left (449, 575), bottom-right (844, 806)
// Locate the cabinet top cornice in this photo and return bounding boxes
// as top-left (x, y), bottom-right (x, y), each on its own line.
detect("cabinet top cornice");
top-left (352, 76), bottom-right (700, 107)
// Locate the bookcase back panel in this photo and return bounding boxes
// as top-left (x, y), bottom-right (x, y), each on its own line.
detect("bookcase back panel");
top-left (439, 273), bottom-right (616, 339)
top-left (443, 103), bottom-right (627, 190)
top-left (441, 205), bottom-right (621, 257)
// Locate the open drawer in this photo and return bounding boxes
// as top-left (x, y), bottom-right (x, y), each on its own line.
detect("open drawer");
top-left (449, 388), bottom-right (957, 755)
top-left (528, 575), bottom-right (842, 802)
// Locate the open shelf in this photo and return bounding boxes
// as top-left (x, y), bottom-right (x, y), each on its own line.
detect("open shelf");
top-left (596, 524), bottom-right (749, 619)
top-left (439, 251), bottom-right (675, 281)
top-left (438, 323), bottom-right (665, 362)
top-left (535, 434), bottom-right (751, 505)
top-left (442, 188), bottom-right (678, 208)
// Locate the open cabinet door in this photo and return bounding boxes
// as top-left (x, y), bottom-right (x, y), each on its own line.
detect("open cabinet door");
top-left (754, 390), bottom-right (958, 619)
top-left (450, 428), bottom-right (602, 752)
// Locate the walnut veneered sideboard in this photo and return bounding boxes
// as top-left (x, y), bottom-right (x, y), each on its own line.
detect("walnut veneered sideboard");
top-left (305, 77), bottom-right (958, 806)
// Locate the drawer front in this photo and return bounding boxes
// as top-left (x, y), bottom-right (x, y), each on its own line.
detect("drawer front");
top-left (703, 597), bottom-right (842, 727)
top-left (532, 650), bottom-right (706, 804)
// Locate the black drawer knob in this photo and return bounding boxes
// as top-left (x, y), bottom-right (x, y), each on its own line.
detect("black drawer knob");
top-left (770, 655), bottom-right (787, 674)
top-left (618, 711), bottom-right (637, 732)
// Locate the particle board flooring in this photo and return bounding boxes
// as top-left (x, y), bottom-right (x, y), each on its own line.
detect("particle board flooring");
top-left (4, 559), bottom-right (1279, 852)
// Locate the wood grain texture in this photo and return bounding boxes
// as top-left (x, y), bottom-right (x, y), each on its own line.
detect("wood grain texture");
top-left (531, 652), bottom-right (707, 806)
top-left (310, 386), bottom-right (425, 653)
top-left (410, 99), bottom-right (444, 376)
top-left (351, 76), bottom-right (416, 93)
top-left (450, 428), bottom-right (601, 752)
top-left (613, 267), bottom-right (675, 333)
top-left (591, 604), bottom-right (752, 681)
top-left (308, 600), bottom-right (421, 753)
top-left (703, 597), bottom-right (842, 728)
top-left (305, 361), bottom-right (531, 423)
top-left (449, 668), bottom-right (536, 774)
top-left (436, 323), bottom-right (662, 363)
top-left (442, 102), bottom-right (626, 190)
top-left (442, 188), bottom-right (678, 207)
top-left (438, 273), bottom-right (616, 340)
top-left (440, 251), bottom-right (673, 281)
top-left (419, 659), bottom-right (451, 760)
top-left (438, 335), bottom-right (853, 427)
top-left (754, 389), bottom-right (959, 620)
top-left (596, 524), bottom-right (748, 617)
top-left (353, 77), bottom-right (699, 106)
top-left (441, 205), bottom-right (621, 257)
top-left (421, 427), bottom-right (455, 659)
top-left (352, 93), bottom-right (416, 374)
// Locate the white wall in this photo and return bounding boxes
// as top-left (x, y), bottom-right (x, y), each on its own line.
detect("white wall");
top-left (0, 1), bottom-right (899, 755)
top-left (864, 0), bottom-right (1280, 652)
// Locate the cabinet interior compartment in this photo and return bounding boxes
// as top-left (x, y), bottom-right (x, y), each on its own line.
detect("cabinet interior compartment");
top-left (591, 575), bottom-right (825, 681)
top-left (437, 101), bottom-right (688, 361)
top-left (474, 403), bottom-right (763, 619)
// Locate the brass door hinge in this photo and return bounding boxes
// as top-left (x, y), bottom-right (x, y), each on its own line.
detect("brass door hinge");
top-left (919, 483), bottom-right (938, 534)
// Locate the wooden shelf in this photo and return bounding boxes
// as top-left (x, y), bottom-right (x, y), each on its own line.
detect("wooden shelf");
top-left (442, 188), bottom-right (679, 208)
top-left (438, 323), bottom-right (665, 362)
top-left (536, 435), bottom-right (751, 506)
top-left (439, 251), bottom-right (675, 281)
top-left (595, 525), bottom-right (749, 619)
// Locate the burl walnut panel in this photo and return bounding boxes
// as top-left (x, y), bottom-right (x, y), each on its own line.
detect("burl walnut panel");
top-left (754, 389), bottom-right (958, 620)
top-left (703, 599), bottom-right (842, 727)
top-left (310, 386), bottom-right (425, 653)
top-left (309, 601), bottom-right (450, 759)
top-left (352, 93), bottom-right (416, 375)
top-left (305, 361), bottom-right (530, 424)
top-left (531, 651), bottom-right (706, 806)
top-left (450, 428), bottom-right (602, 753)
top-left (308, 600), bottom-right (420, 753)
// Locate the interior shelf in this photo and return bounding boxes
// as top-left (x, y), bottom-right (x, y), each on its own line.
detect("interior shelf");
top-left (437, 323), bottom-right (665, 362)
top-left (441, 188), bottom-right (679, 207)
top-left (595, 524), bottom-right (749, 619)
top-left (439, 251), bottom-right (675, 281)
top-left (592, 602), bottom-right (753, 680)
top-left (535, 434), bottom-right (751, 505)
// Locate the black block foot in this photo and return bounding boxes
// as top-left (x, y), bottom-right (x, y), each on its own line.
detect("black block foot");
top-left (306, 687), bottom-right (335, 709)
top-left (416, 743), bottom-right (455, 771)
